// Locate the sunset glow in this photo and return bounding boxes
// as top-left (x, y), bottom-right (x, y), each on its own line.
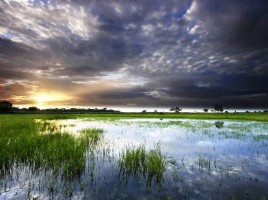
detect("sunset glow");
top-left (0, 0), bottom-right (267, 109)
top-left (32, 93), bottom-right (69, 109)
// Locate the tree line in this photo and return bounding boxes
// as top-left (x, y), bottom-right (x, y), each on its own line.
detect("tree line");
top-left (0, 101), bottom-right (120, 114)
top-left (1, 101), bottom-right (267, 114)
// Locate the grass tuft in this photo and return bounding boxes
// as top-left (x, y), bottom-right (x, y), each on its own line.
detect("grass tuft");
top-left (119, 144), bottom-right (166, 186)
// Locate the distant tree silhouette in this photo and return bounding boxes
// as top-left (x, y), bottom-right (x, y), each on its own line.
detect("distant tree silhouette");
top-left (203, 108), bottom-right (208, 113)
top-left (28, 107), bottom-right (38, 111)
top-left (0, 101), bottom-right (12, 112)
top-left (142, 110), bottom-right (147, 113)
top-left (170, 107), bottom-right (182, 113)
top-left (214, 105), bottom-right (224, 112)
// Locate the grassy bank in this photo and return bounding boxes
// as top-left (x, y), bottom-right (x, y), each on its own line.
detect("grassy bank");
top-left (1, 112), bottom-right (267, 122)
top-left (0, 116), bottom-right (103, 179)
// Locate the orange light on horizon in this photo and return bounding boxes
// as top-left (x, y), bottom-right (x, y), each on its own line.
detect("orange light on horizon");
top-left (32, 92), bottom-right (69, 109)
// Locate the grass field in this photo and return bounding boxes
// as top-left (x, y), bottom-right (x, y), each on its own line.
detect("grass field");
top-left (1, 112), bottom-right (267, 122)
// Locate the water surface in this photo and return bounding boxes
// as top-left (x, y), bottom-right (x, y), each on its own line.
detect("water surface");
top-left (1, 118), bottom-right (268, 199)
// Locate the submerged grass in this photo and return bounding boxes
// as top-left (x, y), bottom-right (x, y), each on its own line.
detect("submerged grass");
top-left (80, 128), bottom-right (103, 145)
top-left (254, 134), bottom-right (268, 141)
top-left (0, 116), bottom-right (103, 179)
top-left (119, 145), bottom-right (166, 187)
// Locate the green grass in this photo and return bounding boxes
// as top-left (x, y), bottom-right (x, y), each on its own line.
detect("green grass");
top-left (0, 116), bottom-right (103, 179)
top-left (1, 112), bottom-right (267, 122)
top-left (119, 145), bottom-right (166, 186)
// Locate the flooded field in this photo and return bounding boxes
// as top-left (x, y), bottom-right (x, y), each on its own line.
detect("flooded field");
top-left (1, 118), bottom-right (268, 199)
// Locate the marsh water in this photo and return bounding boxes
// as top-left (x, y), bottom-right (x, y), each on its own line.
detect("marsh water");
top-left (1, 118), bottom-right (268, 199)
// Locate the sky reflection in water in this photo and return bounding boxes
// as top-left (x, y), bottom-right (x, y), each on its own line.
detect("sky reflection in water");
top-left (1, 118), bottom-right (268, 199)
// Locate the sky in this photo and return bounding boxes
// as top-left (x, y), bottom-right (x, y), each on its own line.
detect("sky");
top-left (0, 0), bottom-right (268, 109)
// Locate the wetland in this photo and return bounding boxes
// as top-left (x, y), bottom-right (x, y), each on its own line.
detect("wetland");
top-left (0, 114), bottom-right (268, 199)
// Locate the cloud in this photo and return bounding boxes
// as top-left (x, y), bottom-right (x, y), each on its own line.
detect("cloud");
top-left (0, 80), bottom-right (37, 104)
top-left (0, 0), bottom-right (267, 108)
top-left (187, 0), bottom-right (268, 49)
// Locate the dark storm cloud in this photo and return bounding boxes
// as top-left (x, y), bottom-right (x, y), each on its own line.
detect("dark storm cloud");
top-left (194, 0), bottom-right (268, 49)
top-left (0, 37), bottom-right (54, 72)
top-left (95, 87), bottom-right (148, 101)
top-left (0, 0), bottom-right (267, 108)
top-left (78, 87), bottom-right (148, 106)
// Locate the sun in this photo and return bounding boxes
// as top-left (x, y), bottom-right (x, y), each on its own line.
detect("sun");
top-left (33, 92), bottom-right (68, 109)
top-left (35, 94), bottom-right (48, 108)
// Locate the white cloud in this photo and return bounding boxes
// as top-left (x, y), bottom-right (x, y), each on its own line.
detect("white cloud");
top-left (144, 90), bottom-right (167, 98)
top-left (141, 24), bottom-right (155, 36)
top-left (185, 1), bottom-right (198, 21)
top-left (189, 25), bottom-right (199, 35)
top-left (1, 0), bottom-right (99, 47)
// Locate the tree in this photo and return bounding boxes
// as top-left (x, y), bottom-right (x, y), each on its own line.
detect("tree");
top-left (203, 108), bottom-right (208, 113)
top-left (170, 106), bottom-right (182, 113)
top-left (0, 101), bottom-right (13, 112)
top-left (28, 107), bottom-right (38, 111)
top-left (214, 105), bottom-right (224, 112)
